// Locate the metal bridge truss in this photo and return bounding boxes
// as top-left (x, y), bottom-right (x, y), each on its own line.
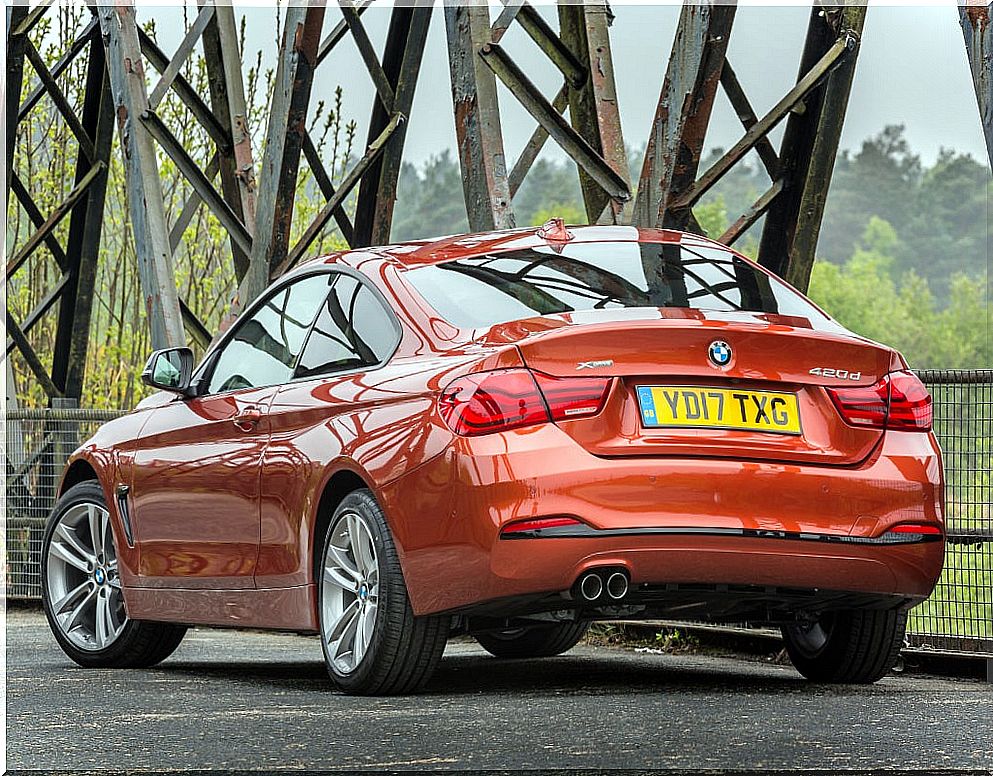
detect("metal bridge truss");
top-left (5, 1), bottom-right (992, 405)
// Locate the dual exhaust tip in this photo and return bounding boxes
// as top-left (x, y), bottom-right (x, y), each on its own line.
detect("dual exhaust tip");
top-left (578, 569), bottom-right (629, 602)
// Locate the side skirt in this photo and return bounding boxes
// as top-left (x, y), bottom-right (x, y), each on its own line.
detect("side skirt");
top-left (124, 583), bottom-right (319, 632)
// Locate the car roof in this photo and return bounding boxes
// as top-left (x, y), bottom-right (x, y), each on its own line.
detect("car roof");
top-left (296, 224), bottom-right (728, 273)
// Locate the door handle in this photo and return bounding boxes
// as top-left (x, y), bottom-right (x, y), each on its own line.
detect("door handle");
top-left (233, 406), bottom-right (262, 431)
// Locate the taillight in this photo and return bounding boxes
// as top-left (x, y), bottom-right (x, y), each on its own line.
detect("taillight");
top-left (533, 373), bottom-right (611, 421)
top-left (887, 370), bottom-right (933, 431)
top-left (439, 370), bottom-right (548, 436)
top-left (439, 369), bottom-right (611, 437)
top-left (827, 371), bottom-right (931, 432)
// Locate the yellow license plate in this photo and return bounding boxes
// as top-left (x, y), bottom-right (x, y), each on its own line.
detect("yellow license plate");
top-left (635, 385), bottom-right (802, 435)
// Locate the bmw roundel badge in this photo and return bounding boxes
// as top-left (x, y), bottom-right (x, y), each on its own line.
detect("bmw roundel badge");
top-left (708, 340), bottom-right (732, 367)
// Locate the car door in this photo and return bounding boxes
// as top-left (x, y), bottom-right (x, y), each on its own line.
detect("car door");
top-left (131, 271), bottom-right (335, 589)
top-left (256, 271), bottom-right (403, 588)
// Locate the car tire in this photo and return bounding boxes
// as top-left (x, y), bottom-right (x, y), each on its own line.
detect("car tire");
top-left (42, 481), bottom-right (187, 669)
top-left (781, 608), bottom-right (908, 684)
top-left (475, 621), bottom-right (590, 659)
top-left (318, 489), bottom-right (448, 695)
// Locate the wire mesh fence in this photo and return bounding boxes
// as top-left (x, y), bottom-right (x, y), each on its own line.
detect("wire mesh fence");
top-left (4, 405), bottom-right (125, 599)
top-left (3, 370), bottom-right (991, 656)
top-left (907, 370), bottom-right (992, 655)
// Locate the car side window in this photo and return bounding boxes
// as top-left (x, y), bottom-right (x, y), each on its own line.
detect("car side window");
top-left (207, 273), bottom-right (333, 394)
top-left (295, 274), bottom-right (398, 378)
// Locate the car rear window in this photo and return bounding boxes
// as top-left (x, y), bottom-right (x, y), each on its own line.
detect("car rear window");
top-left (404, 240), bottom-right (837, 330)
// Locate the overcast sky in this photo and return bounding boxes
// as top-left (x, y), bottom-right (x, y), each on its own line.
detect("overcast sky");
top-left (147, 3), bottom-right (988, 172)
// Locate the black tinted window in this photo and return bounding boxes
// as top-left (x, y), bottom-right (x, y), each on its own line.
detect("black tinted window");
top-left (296, 274), bottom-right (397, 378)
top-left (207, 273), bottom-right (331, 393)
top-left (405, 240), bottom-right (836, 330)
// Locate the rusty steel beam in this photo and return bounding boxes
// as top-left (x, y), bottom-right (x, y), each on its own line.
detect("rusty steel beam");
top-left (51, 30), bottom-right (115, 401)
top-left (719, 59), bottom-right (780, 180)
top-left (17, 16), bottom-right (99, 121)
top-left (149, 5), bottom-right (214, 110)
top-left (137, 26), bottom-right (231, 154)
top-left (5, 163), bottom-right (104, 278)
top-left (961, 3), bottom-right (993, 167)
top-left (6, 312), bottom-right (62, 399)
top-left (718, 179), bottom-right (783, 245)
top-left (200, 2), bottom-right (257, 280)
top-left (633, 2), bottom-right (736, 231)
top-left (243, 2), bottom-right (326, 303)
top-left (508, 84), bottom-right (569, 198)
top-left (99, 1), bottom-right (185, 350)
top-left (352, 4), bottom-right (432, 246)
top-left (6, 4), bottom-right (29, 192)
top-left (280, 113), bottom-right (404, 275)
top-left (515, 4), bottom-right (586, 88)
top-left (140, 109), bottom-right (253, 256)
top-left (670, 26), bottom-right (855, 213)
top-left (558, 3), bottom-right (631, 224)
top-left (759, 6), bottom-right (866, 289)
top-left (480, 43), bottom-right (630, 204)
top-left (446, 3), bottom-right (516, 232)
top-left (302, 131), bottom-right (355, 246)
top-left (22, 38), bottom-right (97, 162)
top-left (168, 153), bottom-right (220, 253)
top-left (8, 171), bottom-right (69, 271)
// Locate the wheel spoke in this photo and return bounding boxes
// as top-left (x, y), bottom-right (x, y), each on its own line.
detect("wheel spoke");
top-left (331, 603), bottom-right (360, 662)
top-left (94, 594), bottom-right (110, 648)
top-left (52, 580), bottom-right (91, 614)
top-left (329, 543), bottom-right (361, 581)
top-left (62, 586), bottom-right (97, 632)
top-left (326, 598), bottom-right (359, 644)
top-left (356, 524), bottom-right (376, 576)
top-left (87, 504), bottom-right (104, 560)
top-left (100, 510), bottom-right (112, 561)
top-left (324, 564), bottom-right (358, 592)
top-left (49, 536), bottom-right (92, 574)
top-left (353, 609), bottom-right (369, 665)
top-left (361, 603), bottom-right (377, 650)
top-left (346, 514), bottom-right (365, 569)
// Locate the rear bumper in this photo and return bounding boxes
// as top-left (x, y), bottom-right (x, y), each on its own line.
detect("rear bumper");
top-left (379, 423), bottom-right (945, 617)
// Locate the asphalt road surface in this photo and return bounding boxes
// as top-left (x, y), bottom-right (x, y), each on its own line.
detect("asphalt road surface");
top-left (6, 608), bottom-right (991, 772)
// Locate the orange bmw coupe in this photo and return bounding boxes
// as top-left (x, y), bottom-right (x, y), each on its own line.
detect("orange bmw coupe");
top-left (42, 224), bottom-right (944, 694)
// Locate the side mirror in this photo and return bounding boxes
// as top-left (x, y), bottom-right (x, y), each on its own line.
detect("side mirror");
top-left (141, 347), bottom-right (194, 394)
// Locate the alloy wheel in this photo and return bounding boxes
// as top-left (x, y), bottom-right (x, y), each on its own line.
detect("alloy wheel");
top-left (46, 502), bottom-right (126, 651)
top-left (321, 510), bottom-right (380, 674)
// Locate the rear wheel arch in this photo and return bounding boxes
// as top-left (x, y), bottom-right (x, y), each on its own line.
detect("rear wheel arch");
top-left (311, 468), bottom-right (373, 583)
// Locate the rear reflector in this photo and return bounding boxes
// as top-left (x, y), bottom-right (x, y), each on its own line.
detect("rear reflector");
top-left (501, 516), bottom-right (584, 535)
top-left (826, 370), bottom-right (932, 432)
top-left (440, 369), bottom-right (611, 437)
top-left (886, 523), bottom-right (943, 535)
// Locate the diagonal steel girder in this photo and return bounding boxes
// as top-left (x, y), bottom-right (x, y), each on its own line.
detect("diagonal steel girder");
top-left (557, 3), bottom-right (631, 224)
top-left (446, 3), bottom-right (516, 232)
top-left (758, 5), bottom-right (866, 291)
top-left (98, 1), bottom-right (185, 350)
top-left (242, 1), bottom-right (325, 305)
top-left (633, 1), bottom-right (736, 232)
top-left (960, 2), bottom-right (993, 168)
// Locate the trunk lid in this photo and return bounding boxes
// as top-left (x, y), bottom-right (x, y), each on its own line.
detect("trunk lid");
top-left (487, 308), bottom-right (896, 466)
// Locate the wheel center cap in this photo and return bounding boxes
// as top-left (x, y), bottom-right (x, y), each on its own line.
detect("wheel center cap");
top-left (359, 584), bottom-right (368, 600)
top-left (94, 567), bottom-right (106, 585)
